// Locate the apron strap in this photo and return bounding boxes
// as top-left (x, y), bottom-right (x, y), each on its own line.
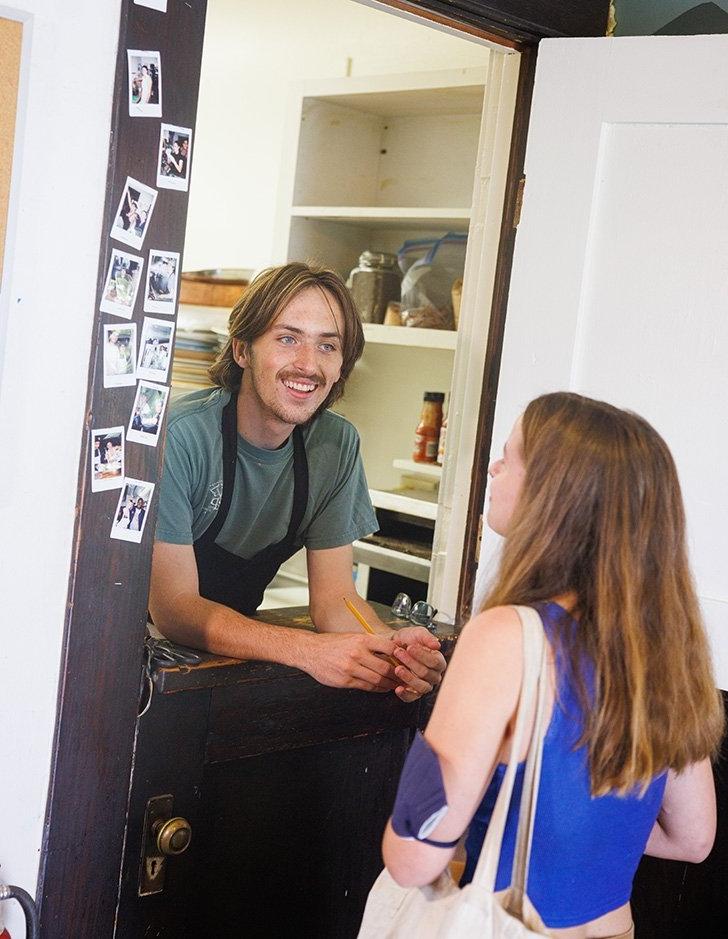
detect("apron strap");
top-left (197, 387), bottom-right (310, 549)
top-left (285, 425), bottom-right (309, 544)
top-left (196, 388), bottom-right (239, 547)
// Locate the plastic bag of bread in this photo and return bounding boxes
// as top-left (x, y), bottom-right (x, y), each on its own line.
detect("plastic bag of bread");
top-left (401, 305), bottom-right (454, 330)
top-left (398, 233), bottom-right (466, 330)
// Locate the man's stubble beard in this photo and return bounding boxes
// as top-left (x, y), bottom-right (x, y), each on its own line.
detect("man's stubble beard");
top-left (246, 360), bottom-right (327, 428)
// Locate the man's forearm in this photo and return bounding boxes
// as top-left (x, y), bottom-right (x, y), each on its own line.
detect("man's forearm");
top-left (153, 592), bottom-right (317, 668)
top-left (310, 586), bottom-right (393, 636)
top-left (152, 589), bottom-right (405, 693)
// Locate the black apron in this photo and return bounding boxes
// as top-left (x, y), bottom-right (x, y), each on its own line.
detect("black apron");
top-left (193, 388), bottom-right (309, 616)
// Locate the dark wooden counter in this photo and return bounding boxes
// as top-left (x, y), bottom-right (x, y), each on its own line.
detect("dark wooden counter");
top-left (116, 605), bottom-right (457, 938)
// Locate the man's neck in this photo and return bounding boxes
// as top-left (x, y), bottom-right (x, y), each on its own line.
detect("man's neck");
top-left (235, 385), bottom-right (293, 450)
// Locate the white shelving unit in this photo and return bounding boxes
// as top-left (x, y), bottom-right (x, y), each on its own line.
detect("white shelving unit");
top-left (272, 66), bottom-right (505, 608)
top-left (276, 67), bottom-right (486, 288)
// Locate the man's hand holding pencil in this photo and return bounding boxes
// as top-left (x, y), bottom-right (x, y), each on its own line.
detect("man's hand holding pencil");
top-left (343, 596), bottom-right (446, 703)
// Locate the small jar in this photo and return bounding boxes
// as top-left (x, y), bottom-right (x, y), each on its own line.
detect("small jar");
top-left (349, 251), bottom-right (401, 324)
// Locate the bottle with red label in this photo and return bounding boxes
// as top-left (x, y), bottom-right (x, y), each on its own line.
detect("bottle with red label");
top-left (412, 392), bottom-right (444, 463)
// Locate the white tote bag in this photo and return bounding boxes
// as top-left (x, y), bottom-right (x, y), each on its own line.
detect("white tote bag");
top-left (358, 606), bottom-right (552, 938)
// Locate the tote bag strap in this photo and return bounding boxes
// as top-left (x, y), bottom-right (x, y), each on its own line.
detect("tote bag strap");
top-left (509, 606), bottom-right (550, 905)
top-left (470, 605), bottom-right (546, 893)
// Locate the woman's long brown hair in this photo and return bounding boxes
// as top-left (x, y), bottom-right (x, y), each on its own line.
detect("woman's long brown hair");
top-left (483, 392), bottom-right (723, 795)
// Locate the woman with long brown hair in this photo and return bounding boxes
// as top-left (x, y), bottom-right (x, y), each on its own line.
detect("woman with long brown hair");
top-left (381, 392), bottom-right (723, 937)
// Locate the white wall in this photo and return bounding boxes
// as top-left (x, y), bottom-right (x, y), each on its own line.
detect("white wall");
top-left (183, 0), bottom-right (490, 271)
top-left (0, 2), bottom-right (119, 933)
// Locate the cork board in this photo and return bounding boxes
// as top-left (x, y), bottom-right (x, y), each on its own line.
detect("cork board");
top-left (0, 17), bottom-right (22, 283)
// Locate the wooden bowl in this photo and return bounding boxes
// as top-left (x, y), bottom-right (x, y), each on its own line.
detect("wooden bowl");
top-left (179, 268), bottom-right (253, 307)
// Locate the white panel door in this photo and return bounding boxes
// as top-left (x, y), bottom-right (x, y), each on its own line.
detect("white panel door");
top-left (478, 36), bottom-right (728, 688)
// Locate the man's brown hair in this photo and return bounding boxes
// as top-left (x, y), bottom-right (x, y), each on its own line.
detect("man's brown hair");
top-left (209, 261), bottom-right (364, 412)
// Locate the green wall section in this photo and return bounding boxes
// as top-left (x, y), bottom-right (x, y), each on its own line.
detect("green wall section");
top-left (614, 1), bottom-right (728, 35)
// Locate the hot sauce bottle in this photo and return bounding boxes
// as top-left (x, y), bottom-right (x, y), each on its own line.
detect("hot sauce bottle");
top-left (413, 392), bottom-right (444, 463)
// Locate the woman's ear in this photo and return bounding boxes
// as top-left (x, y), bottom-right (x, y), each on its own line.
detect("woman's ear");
top-left (231, 338), bottom-right (249, 368)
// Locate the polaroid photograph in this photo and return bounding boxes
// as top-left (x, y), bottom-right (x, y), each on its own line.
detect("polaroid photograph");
top-left (127, 380), bottom-right (170, 447)
top-left (144, 249), bottom-right (180, 314)
top-left (103, 323), bottom-right (137, 388)
top-left (156, 124), bottom-right (192, 192)
top-left (134, 0), bottom-right (167, 11)
top-left (100, 249), bottom-right (144, 319)
top-left (91, 426), bottom-right (125, 493)
top-left (111, 177), bottom-right (158, 251)
top-left (137, 317), bottom-right (175, 383)
top-left (127, 50), bottom-right (162, 118)
top-left (110, 478), bottom-right (155, 544)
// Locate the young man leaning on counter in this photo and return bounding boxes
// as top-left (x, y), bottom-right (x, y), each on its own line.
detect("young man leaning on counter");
top-left (148, 262), bottom-right (445, 702)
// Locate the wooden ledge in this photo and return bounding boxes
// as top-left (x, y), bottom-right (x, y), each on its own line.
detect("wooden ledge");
top-left (153, 602), bottom-right (458, 694)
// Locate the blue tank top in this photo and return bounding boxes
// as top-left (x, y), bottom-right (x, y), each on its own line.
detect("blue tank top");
top-left (461, 602), bottom-right (667, 928)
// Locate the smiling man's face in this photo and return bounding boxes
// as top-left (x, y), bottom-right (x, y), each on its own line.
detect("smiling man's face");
top-left (234, 285), bottom-right (344, 440)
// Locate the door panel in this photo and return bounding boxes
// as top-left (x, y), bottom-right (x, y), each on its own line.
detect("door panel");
top-left (478, 35), bottom-right (728, 690)
top-left (476, 33), bottom-right (728, 937)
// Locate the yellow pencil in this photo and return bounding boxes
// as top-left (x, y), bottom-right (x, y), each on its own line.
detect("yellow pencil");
top-left (343, 595), bottom-right (376, 634)
top-left (342, 596), bottom-right (401, 670)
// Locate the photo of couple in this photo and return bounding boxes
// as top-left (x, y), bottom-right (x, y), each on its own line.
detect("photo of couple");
top-left (110, 479), bottom-right (155, 544)
top-left (157, 124), bottom-right (192, 191)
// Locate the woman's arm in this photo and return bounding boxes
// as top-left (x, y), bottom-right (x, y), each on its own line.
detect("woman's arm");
top-left (382, 606), bottom-right (524, 887)
top-left (644, 759), bottom-right (716, 863)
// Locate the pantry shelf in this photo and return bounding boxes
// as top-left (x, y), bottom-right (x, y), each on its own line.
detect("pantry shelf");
top-left (392, 458), bottom-right (443, 479)
top-left (368, 487), bottom-right (438, 521)
top-left (290, 205), bottom-right (471, 231)
top-left (362, 323), bottom-right (457, 350)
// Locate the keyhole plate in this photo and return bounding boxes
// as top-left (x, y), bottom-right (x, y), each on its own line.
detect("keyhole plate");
top-left (138, 793), bottom-right (174, 896)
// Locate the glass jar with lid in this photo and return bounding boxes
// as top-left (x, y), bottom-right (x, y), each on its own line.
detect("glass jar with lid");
top-left (348, 251), bottom-right (402, 324)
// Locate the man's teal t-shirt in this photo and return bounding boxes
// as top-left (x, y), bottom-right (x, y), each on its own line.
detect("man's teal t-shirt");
top-left (155, 387), bottom-right (378, 558)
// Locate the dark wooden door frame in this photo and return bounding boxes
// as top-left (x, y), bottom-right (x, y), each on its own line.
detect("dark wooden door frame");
top-left (36, 2), bottom-right (209, 936)
top-left (371, 0), bottom-right (608, 45)
top-left (37, 2), bottom-right (608, 936)
top-left (456, 41), bottom-right (538, 619)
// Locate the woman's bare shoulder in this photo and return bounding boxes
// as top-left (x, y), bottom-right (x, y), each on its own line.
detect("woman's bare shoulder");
top-left (426, 605), bottom-right (524, 750)
top-left (448, 605), bottom-right (524, 677)
top-left (459, 605), bottom-right (523, 646)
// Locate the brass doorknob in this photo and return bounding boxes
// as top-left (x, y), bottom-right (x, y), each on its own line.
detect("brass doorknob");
top-left (154, 816), bottom-right (192, 856)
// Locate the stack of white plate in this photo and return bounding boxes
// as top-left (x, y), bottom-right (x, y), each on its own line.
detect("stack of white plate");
top-left (172, 305), bottom-right (230, 392)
